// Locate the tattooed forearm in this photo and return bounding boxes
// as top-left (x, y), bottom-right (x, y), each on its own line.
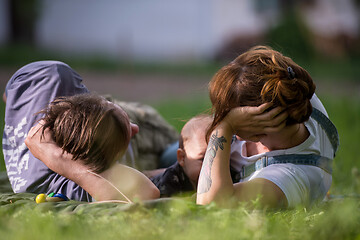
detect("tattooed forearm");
top-left (197, 131), bottom-right (227, 194)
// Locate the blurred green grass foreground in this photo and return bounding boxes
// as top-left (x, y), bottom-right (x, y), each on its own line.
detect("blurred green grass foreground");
top-left (0, 46), bottom-right (360, 240)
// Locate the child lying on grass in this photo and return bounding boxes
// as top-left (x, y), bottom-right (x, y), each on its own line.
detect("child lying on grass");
top-left (148, 114), bottom-right (244, 197)
top-left (150, 115), bottom-right (211, 197)
top-left (3, 61), bottom-right (159, 202)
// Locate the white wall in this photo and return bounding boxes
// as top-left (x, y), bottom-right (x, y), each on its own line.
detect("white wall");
top-left (303, 0), bottom-right (359, 37)
top-left (36, 0), bottom-right (266, 61)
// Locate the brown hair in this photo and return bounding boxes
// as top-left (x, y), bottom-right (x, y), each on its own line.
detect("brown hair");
top-left (207, 45), bottom-right (316, 139)
top-left (39, 93), bottom-right (131, 173)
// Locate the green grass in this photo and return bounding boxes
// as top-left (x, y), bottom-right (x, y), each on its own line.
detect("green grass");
top-left (1, 71), bottom-right (360, 239)
top-left (0, 44), bottom-right (221, 77)
top-left (320, 95), bottom-right (360, 194)
top-left (1, 44), bottom-right (360, 81)
top-left (153, 95), bottom-right (212, 132)
top-left (0, 197), bottom-right (359, 240)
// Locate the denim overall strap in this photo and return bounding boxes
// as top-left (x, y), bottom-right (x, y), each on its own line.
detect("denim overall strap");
top-left (239, 154), bottom-right (333, 179)
top-left (311, 108), bottom-right (339, 155)
top-left (236, 108), bottom-right (338, 180)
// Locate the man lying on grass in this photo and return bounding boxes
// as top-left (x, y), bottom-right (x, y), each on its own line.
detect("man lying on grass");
top-left (3, 61), bottom-right (159, 202)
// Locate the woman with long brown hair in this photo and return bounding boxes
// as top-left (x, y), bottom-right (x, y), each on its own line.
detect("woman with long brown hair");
top-left (197, 46), bottom-right (338, 208)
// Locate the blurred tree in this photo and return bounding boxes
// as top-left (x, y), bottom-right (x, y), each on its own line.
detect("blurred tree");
top-left (265, 1), bottom-right (315, 63)
top-left (278, 0), bottom-right (297, 10)
top-left (8, 0), bottom-right (39, 44)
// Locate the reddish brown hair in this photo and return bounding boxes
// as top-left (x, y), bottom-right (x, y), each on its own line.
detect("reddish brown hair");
top-left (39, 93), bottom-right (131, 173)
top-left (207, 45), bottom-right (315, 139)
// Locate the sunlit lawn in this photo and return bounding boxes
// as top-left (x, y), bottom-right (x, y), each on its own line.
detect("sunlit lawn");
top-left (1, 81), bottom-right (360, 240)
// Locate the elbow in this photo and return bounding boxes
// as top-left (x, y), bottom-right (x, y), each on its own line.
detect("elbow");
top-left (196, 193), bottom-right (214, 205)
top-left (197, 195), bottom-right (234, 208)
top-left (148, 185), bottom-right (160, 200)
top-left (196, 188), bottom-right (235, 206)
top-left (196, 199), bottom-right (210, 206)
top-left (137, 183), bottom-right (160, 201)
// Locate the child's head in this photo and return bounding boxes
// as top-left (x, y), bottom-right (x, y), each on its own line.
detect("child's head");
top-left (39, 93), bottom-right (138, 173)
top-left (177, 115), bottom-right (213, 187)
top-left (208, 45), bottom-right (316, 139)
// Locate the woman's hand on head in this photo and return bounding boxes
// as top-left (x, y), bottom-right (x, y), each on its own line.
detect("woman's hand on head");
top-left (223, 103), bottom-right (288, 140)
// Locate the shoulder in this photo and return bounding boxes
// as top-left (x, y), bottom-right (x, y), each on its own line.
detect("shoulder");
top-left (310, 94), bottom-right (329, 117)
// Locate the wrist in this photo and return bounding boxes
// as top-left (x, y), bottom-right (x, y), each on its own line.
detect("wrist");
top-left (213, 121), bottom-right (235, 138)
top-left (218, 119), bottom-right (236, 135)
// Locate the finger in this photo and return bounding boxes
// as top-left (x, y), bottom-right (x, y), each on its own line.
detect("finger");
top-left (263, 119), bottom-right (287, 134)
top-left (255, 106), bottom-right (286, 123)
top-left (242, 103), bottom-right (273, 116)
top-left (249, 110), bottom-right (287, 133)
top-left (267, 106), bottom-right (286, 119)
top-left (28, 124), bottom-right (43, 138)
top-left (260, 111), bottom-right (288, 132)
top-left (256, 102), bottom-right (273, 114)
top-left (269, 111), bottom-right (288, 127)
top-left (25, 124), bottom-right (44, 149)
top-left (40, 128), bottom-right (55, 143)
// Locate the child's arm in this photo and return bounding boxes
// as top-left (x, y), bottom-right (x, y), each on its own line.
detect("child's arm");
top-left (25, 122), bottom-right (159, 202)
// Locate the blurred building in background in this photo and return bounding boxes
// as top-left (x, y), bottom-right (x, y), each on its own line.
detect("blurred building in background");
top-left (302, 0), bottom-right (359, 58)
top-left (0, 0), bottom-right (359, 62)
